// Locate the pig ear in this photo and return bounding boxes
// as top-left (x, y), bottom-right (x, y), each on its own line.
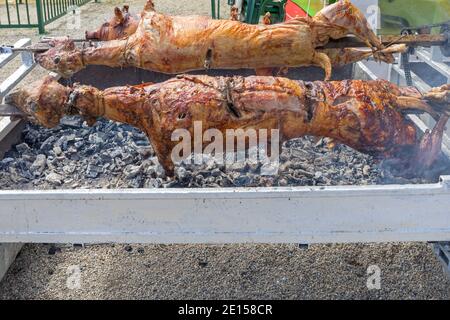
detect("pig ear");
top-left (114, 7), bottom-right (124, 24)
top-left (144, 0), bottom-right (155, 12)
top-left (123, 5), bottom-right (129, 13)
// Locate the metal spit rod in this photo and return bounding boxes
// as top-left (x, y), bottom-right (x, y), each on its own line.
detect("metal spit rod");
top-left (0, 34), bottom-right (448, 54)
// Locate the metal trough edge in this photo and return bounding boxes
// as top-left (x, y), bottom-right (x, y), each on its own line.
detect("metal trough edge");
top-left (0, 176), bottom-right (449, 244)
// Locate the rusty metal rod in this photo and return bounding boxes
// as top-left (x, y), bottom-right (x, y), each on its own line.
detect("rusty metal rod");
top-left (2, 34), bottom-right (447, 55)
top-left (324, 34), bottom-right (448, 49)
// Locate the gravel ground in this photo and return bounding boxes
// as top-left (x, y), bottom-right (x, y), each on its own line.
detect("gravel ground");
top-left (0, 0), bottom-right (450, 300)
top-left (1, 243), bottom-right (449, 300)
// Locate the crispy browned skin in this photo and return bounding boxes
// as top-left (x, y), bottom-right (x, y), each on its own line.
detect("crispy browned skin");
top-left (7, 75), bottom-right (449, 176)
top-left (36, 0), bottom-right (404, 79)
top-left (85, 5), bottom-right (140, 41)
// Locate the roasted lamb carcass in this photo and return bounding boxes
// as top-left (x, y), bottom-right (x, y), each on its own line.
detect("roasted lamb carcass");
top-left (6, 75), bottom-right (449, 176)
top-left (35, 0), bottom-right (404, 79)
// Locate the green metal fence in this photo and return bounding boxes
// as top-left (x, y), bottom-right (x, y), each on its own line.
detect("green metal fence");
top-left (0, 0), bottom-right (93, 34)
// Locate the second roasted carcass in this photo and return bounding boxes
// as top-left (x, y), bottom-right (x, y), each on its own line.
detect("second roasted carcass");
top-left (35, 0), bottom-right (405, 79)
top-left (85, 5), bottom-right (140, 41)
top-left (7, 75), bottom-right (449, 176)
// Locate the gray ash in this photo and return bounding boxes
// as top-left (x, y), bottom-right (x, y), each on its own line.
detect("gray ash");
top-left (0, 118), bottom-right (447, 190)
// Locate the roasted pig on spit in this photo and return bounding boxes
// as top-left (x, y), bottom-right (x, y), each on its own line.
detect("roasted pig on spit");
top-left (36, 0), bottom-right (405, 79)
top-left (6, 75), bottom-right (449, 176)
top-left (85, 5), bottom-right (140, 41)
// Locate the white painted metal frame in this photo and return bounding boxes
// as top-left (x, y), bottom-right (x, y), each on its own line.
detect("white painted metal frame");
top-left (0, 39), bottom-right (36, 156)
top-left (0, 38), bottom-right (37, 281)
top-left (0, 178), bottom-right (449, 244)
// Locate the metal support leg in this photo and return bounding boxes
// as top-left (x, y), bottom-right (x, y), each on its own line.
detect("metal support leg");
top-left (432, 242), bottom-right (450, 279)
top-left (0, 244), bottom-right (22, 281)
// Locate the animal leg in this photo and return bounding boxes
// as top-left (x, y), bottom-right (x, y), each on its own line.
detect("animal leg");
top-left (414, 114), bottom-right (449, 170)
top-left (406, 85), bottom-right (450, 170)
top-left (395, 96), bottom-right (440, 121)
top-left (423, 84), bottom-right (450, 113)
top-left (312, 51), bottom-right (332, 80)
top-left (320, 44), bottom-right (406, 67)
top-left (314, 0), bottom-right (382, 50)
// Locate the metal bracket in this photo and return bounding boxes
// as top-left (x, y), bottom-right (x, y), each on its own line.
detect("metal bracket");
top-left (432, 242), bottom-right (450, 279)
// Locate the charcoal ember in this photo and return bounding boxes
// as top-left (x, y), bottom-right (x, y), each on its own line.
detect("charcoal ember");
top-left (63, 165), bottom-right (76, 175)
top-left (15, 143), bottom-right (31, 154)
top-left (53, 146), bottom-right (63, 156)
top-left (65, 146), bottom-right (78, 154)
top-left (133, 137), bottom-right (149, 147)
top-left (23, 127), bottom-right (41, 145)
top-left (79, 129), bottom-right (91, 137)
top-left (234, 174), bottom-right (253, 186)
top-left (74, 140), bottom-right (85, 149)
top-left (127, 176), bottom-right (144, 188)
top-left (60, 116), bottom-right (83, 128)
top-left (45, 172), bottom-right (63, 185)
top-left (104, 122), bottom-right (118, 132)
top-left (99, 152), bottom-right (112, 163)
top-left (84, 144), bottom-right (100, 156)
top-left (21, 154), bottom-right (35, 163)
top-left (1, 157), bottom-right (14, 168)
top-left (278, 178), bottom-right (288, 186)
top-left (163, 180), bottom-right (178, 188)
top-left (154, 164), bottom-right (166, 178)
top-left (55, 135), bottom-right (71, 151)
top-left (65, 134), bottom-right (76, 142)
top-left (86, 163), bottom-right (102, 178)
top-left (88, 132), bottom-right (106, 144)
top-left (121, 153), bottom-right (135, 165)
top-left (30, 154), bottom-right (47, 176)
top-left (227, 161), bottom-right (248, 172)
top-left (69, 153), bottom-right (81, 161)
top-left (144, 177), bottom-right (163, 188)
top-left (363, 165), bottom-right (371, 176)
top-left (211, 168), bottom-right (222, 177)
top-left (14, 159), bottom-right (32, 179)
top-left (109, 149), bottom-right (122, 159)
top-left (124, 164), bottom-right (143, 179)
top-left (176, 167), bottom-right (188, 180)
